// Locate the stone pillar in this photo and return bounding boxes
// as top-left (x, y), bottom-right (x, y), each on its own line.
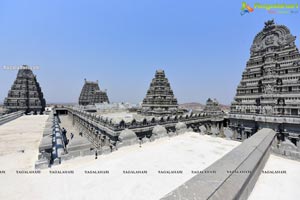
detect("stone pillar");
top-left (232, 128), bottom-right (238, 140)
top-left (219, 122), bottom-right (225, 138)
top-left (241, 130), bottom-right (245, 141)
top-left (72, 114), bottom-right (75, 126)
top-left (207, 124), bottom-right (212, 134)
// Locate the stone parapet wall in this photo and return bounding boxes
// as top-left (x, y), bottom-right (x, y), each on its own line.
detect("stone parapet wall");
top-left (162, 128), bottom-right (276, 200)
top-left (0, 111), bottom-right (24, 125)
top-left (36, 113), bottom-right (67, 168)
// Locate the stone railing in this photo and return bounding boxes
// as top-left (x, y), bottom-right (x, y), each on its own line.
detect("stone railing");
top-left (0, 111), bottom-right (24, 125)
top-left (162, 128), bottom-right (276, 200)
top-left (229, 113), bottom-right (300, 124)
top-left (35, 113), bottom-right (67, 169)
top-left (51, 116), bottom-right (67, 164)
top-left (66, 107), bottom-right (222, 133)
top-left (35, 113), bottom-right (54, 169)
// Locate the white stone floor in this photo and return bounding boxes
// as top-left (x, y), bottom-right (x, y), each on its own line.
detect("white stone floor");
top-left (0, 132), bottom-right (240, 200)
top-left (0, 115), bottom-right (48, 171)
top-left (249, 154), bottom-right (300, 200)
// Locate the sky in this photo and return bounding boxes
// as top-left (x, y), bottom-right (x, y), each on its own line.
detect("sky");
top-left (0, 0), bottom-right (299, 105)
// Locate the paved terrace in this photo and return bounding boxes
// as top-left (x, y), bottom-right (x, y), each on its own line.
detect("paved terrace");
top-left (0, 132), bottom-right (240, 200)
top-left (162, 128), bottom-right (276, 200)
top-left (0, 115), bottom-right (48, 171)
top-left (249, 154), bottom-right (300, 200)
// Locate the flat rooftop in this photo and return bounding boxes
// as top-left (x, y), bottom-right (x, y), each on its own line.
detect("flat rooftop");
top-left (0, 115), bottom-right (48, 171)
top-left (0, 132), bottom-right (239, 200)
top-left (249, 154), bottom-right (300, 200)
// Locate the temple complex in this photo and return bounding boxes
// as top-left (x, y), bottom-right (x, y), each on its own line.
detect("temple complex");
top-left (140, 70), bottom-right (181, 116)
top-left (34, 69), bottom-right (225, 166)
top-left (4, 66), bottom-right (46, 114)
top-left (2, 2), bottom-right (300, 197)
top-left (229, 20), bottom-right (300, 147)
top-left (79, 79), bottom-right (109, 106)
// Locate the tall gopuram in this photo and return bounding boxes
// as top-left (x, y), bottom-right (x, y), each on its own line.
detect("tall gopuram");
top-left (79, 79), bottom-right (109, 106)
top-left (229, 20), bottom-right (300, 144)
top-left (141, 69), bottom-right (180, 116)
top-left (204, 98), bottom-right (223, 117)
top-left (4, 66), bottom-right (46, 114)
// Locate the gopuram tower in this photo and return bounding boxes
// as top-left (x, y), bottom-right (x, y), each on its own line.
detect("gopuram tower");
top-left (4, 66), bottom-right (46, 114)
top-left (79, 79), bottom-right (109, 106)
top-left (204, 98), bottom-right (224, 117)
top-left (229, 20), bottom-right (300, 144)
top-left (141, 69), bottom-right (180, 116)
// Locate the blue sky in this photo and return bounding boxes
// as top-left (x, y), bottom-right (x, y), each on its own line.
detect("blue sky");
top-left (0, 0), bottom-right (299, 104)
